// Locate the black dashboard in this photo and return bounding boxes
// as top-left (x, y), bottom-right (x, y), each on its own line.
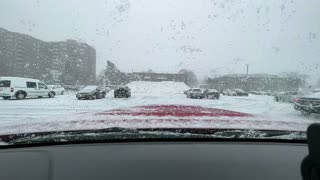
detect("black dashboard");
top-left (0, 142), bottom-right (307, 180)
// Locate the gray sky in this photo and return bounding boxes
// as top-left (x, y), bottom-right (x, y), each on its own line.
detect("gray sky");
top-left (0, 0), bottom-right (319, 82)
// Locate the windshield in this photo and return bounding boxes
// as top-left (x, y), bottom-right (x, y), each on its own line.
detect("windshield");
top-left (0, 0), bottom-right (319, 144)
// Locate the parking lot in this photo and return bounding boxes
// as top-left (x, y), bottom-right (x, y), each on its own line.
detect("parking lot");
top-left (0, 91), bottom-right (319, 128)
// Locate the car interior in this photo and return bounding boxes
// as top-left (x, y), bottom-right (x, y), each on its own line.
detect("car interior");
top-left (0, 0), bottom-right (319, 180)
top-left (1, 125), bottom-right (319, 180)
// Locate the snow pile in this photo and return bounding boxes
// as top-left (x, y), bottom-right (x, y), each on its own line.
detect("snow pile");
top-left (127, 81), bottom-right (190, 94)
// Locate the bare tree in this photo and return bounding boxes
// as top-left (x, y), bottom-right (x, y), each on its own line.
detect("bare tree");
top-left (178, 69), bottom-right (198, 87)
top-left (97, 69), bottom-right (106, 85)
top-left (280, 72), bottom-right (308, 90)
top-left (98, 60), bottom-right (132, 86)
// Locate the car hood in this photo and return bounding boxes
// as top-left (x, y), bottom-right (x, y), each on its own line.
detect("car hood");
top-left (0, 105), bottom-right (309, 136)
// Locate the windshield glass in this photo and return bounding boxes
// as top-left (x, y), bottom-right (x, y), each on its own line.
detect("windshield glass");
top-left (0, 0), bottom-right (319, 143)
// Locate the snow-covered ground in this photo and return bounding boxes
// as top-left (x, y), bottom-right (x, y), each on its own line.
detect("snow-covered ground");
top-left (0, 81), bottom-right (319, 132)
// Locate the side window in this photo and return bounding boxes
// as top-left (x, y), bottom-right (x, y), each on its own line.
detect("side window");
top-left (38, 83), bottom-right (47, 89)
top-left (26, 82), bottom-right (37, 88)
top-left (0, 80), bottom-right (10, 87)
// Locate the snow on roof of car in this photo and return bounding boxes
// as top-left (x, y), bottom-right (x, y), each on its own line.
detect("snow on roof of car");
top-left (234, 89), bottom-right (245, 92)
top-left (82, 86), bottom-right (98, 90)
top-left (0, 76), bottom-right (40, 82)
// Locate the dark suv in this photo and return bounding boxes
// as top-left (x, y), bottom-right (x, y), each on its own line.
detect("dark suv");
top-left (114, 86), bottom-right (131, 98)
top-left (294, 95), bottom-right (320, 116)
top-left (186, 88), bottom-right (204, 99)
top-left (203, 89), bottom-right (220, 99)
top-left (76, 86), bottom-right (107, 100)
top-left (234, 89), bottom-right (249, 96)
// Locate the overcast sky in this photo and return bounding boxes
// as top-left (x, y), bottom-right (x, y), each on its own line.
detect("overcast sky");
top-left (0, 0), bottom-right (319, 82)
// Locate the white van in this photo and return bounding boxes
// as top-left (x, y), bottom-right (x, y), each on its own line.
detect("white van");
top-left (0, 77), bottom-right (55, 100)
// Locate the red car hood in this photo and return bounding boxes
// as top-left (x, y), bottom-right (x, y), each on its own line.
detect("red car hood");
top-left (0, 105), bottom-right (308, 135)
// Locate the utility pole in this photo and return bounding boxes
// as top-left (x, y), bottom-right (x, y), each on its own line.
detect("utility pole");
top-left (246, 64), bottom-right (249, 76)
top-left (245, 64), bottom-right (249, 91)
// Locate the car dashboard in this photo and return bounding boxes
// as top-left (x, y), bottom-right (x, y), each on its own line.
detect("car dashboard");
top-left (0, 141), bottom-right (307, 180)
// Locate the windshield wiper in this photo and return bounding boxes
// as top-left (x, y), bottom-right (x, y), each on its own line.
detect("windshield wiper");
top-left (0, 128), bottom-right (306, 146)
top-left (206, 129), bottom-right (306, 140)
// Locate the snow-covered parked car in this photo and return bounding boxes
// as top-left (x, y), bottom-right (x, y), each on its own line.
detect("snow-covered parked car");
top-left (114, 86), bottom-right (131, 98)
top-left (222, 89), bottom-right (237, 96)
top-left (259, 91), bottom-right (268, 95)
top-left (293, 92), bottom-right (320, 116)
top-left (203, 89), bottom-right (220, 99)
top-left (186, 88), bottom-right (204, 99)
top-left (234, 89), bottom-right (249, 96)
top-left (249, 91), bottom-right (260, 95)
top-left (76, 86), bottom-right (107, 100)
top-left (274, 91), bottom-right (301, 103)
top-left (47, 85), bottom-right (65, 95)
top-left (250, 91), bottom-right (268, 95)
top-left (0, 76), bottom-right (55, 100)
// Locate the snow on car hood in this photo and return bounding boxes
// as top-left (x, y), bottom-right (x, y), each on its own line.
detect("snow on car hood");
top-left (79, 88), bottom-right (96, 93)
top-left (79, 86), bottom-right (98, 93)
top-left (0, 105), bottom-right (308, 135)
